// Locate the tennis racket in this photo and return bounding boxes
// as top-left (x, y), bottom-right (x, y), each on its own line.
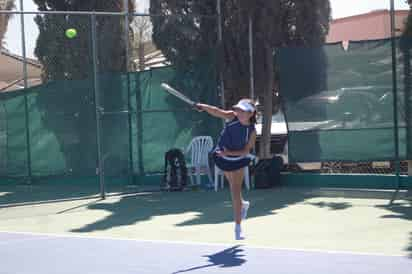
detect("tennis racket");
top-left (160, 83), bottom-right (197, 107)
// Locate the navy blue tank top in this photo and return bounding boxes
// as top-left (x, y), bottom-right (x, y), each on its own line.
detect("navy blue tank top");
top-left (217, 117), bottom-right (255, 151)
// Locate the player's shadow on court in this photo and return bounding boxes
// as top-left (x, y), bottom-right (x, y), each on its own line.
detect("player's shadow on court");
top-left (172, 245), bottom-right (246, 273)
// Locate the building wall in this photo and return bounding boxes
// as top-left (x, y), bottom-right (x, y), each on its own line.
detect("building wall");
top-left (327, 10), bottom-right (409, 43)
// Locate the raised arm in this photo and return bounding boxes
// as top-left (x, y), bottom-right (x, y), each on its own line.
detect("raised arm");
top-left (196, 103), bottom-right (236, 120)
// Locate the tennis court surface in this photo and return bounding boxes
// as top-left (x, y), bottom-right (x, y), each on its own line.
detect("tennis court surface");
top-left (0, 187), bottom-right (411, 273)
top-left (1, 231), bottom-right (411, 274)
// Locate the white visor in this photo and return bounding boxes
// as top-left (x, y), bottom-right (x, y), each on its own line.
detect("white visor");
top-left (233, 99), bottom-right (255, 112)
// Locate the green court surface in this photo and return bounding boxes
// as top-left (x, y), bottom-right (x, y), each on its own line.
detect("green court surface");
top-left (0, 186), bottom-right (410, 257)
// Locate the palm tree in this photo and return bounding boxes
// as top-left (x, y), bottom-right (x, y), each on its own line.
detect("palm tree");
top-left (0, 0), bottom-right (15, 47)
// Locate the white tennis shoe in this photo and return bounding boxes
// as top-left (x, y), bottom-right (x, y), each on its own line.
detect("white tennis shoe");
top-left (235, 226), bottom-right (245, 240)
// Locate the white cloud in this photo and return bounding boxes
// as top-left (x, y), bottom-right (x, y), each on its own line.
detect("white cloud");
top-left (330, 0), bottom-right (409, 19)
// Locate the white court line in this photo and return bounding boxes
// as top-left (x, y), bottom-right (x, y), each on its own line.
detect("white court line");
top-left (0, 237), bottom-right (51, 246)
top-left (0, 230), bottom-right (406, 258)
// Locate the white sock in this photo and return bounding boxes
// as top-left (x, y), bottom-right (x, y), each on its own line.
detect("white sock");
top-left (241, 201), bottom-right (250, 220)
top-left (234, 223), bottom-right (244, 240)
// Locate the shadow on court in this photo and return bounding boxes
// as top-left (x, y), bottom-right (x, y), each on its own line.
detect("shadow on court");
top-left (376, 199), bottom-right (412, 258)
top-left (70, 188), bottom-right (312, 232)
top-left (408, 233), bottom-right (412, 258)
top-left (0, 182), bottom-right (100, 207)
top-left (0, 180), bottom-right (156, 208)
top-left (306, 201), bottom-right (352, 210)
top-left (172, 245), bottom-right (246, 273)
top-left (68, 187), bottom-right (412, 233)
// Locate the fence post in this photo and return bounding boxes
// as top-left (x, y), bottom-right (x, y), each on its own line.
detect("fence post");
top-left (216, 0), bottom-right (225, 108)
top-left (248, 15), bottom-right (255, 100)
top-left (124, 0), bottom-right (134, 185)
top-left (19, 0), bottom-right (32, 184)
top-left (91, 13), bottom-right (105, 199)
top-left (390, 0), bottom-right (401, 203)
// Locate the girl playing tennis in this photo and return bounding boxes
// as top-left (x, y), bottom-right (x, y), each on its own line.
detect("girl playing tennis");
top-left (196, 99), bottom-right (256, 240)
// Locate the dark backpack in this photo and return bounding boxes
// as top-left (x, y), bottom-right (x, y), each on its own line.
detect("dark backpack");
top-left (163, 148), bottom-right (188, 191)
top-left (252, 156), bottom-right (284, 189)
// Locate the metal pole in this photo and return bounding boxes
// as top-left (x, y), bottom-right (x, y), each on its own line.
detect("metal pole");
top-left (135, 70), bottom-right (144, 176)
top-left (19, 0), bottom-right (32, 184)
top-left (216, 0), bottom-right (225, 108)
top-left (389, 0), bottom-right (401, 204)
top-left (0, 10), bottom-right (217, 17)
top-left (124, 0), bottom-right (134, 185)
top-left (91, 14), bottom-right (105, 199)
top-left (0, 10), bottom-right (131, 16)
top-left (248, 15), bottom-right (255, 100)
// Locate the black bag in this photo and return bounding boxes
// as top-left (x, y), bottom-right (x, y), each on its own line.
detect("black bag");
top-left (163, 148), bottom-right (188, 191)
top-left (252, 156), bottom-right (284, 189)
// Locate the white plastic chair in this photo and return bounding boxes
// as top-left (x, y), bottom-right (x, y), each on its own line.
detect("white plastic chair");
top-left (214, 165), bottom-right (251, 192)
top-left (185, 136), bottom-right (214, 186)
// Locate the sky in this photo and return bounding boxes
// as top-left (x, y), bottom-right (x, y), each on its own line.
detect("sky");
top-left (331, 0), bottom-right (409, 18)
top-left (3, 0), bottom-right (150, 58)
top-left (3, 0), bottom-right (411, 58)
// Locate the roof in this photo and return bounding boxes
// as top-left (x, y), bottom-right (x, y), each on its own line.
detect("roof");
top-left (0, 47), bottom-right (41, 68)
top-left (132, 41), bottom-right (170, 70)
top-left (133, 49), bottom-right (170, 70)
top-left (332, 9), bottom-right (409, 24)
top-left (327, 9), bottom-right (410, 43)
top-left (0, 47), bottom-right (42, 92)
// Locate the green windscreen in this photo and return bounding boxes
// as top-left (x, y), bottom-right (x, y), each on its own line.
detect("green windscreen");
top-left (0, 66), bottom-right (220, 182)
top-left (278, 39), bottom-right (407, 162)
top-left (0, 12), bottom-right (221, 185)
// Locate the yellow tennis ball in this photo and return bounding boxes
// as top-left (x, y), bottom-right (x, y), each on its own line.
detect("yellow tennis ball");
top-left (65, 28), bottom-right (77, 39)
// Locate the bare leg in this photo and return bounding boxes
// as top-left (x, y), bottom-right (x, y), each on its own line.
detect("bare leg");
top-left (224, 168), bottom-right (245, 225)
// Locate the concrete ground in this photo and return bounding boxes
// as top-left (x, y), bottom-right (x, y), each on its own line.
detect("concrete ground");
top-left (0, 187), bottom-right (411, 257)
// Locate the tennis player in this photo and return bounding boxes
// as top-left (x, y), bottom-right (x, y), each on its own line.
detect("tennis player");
top-left (196, 99), bottom-right (257, 240)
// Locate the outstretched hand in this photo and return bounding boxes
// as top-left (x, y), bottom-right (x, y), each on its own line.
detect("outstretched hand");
top-left (194, 103), bottom-right (204, 112)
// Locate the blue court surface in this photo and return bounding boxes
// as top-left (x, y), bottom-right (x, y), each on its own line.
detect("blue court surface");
top-left (1, 232), bottom-right (411, 274)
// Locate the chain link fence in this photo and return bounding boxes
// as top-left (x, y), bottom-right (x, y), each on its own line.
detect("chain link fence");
top-left (0, 2), bottom-right (410, 203)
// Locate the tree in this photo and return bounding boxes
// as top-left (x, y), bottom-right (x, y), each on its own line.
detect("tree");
top-left (150, 1), bottom-right (218, 94)
top-left (34, 0), bottom-right (135, 80)
top-left (403, 1), bottom-right (412, 38)
top-left (33, 0), bottom-right (135, 175)
top-left (150, 0), bottom-right (330, 158)
top-left (130, 14), bottom-right (152, 70)
top-left (252, 1), bottom-right (330, 158)
top-left (0, 0), bottom-right (15, 47)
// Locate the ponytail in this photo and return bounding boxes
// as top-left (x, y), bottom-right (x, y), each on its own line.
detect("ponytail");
top-left (250, 111), bottom-right (257, 124)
